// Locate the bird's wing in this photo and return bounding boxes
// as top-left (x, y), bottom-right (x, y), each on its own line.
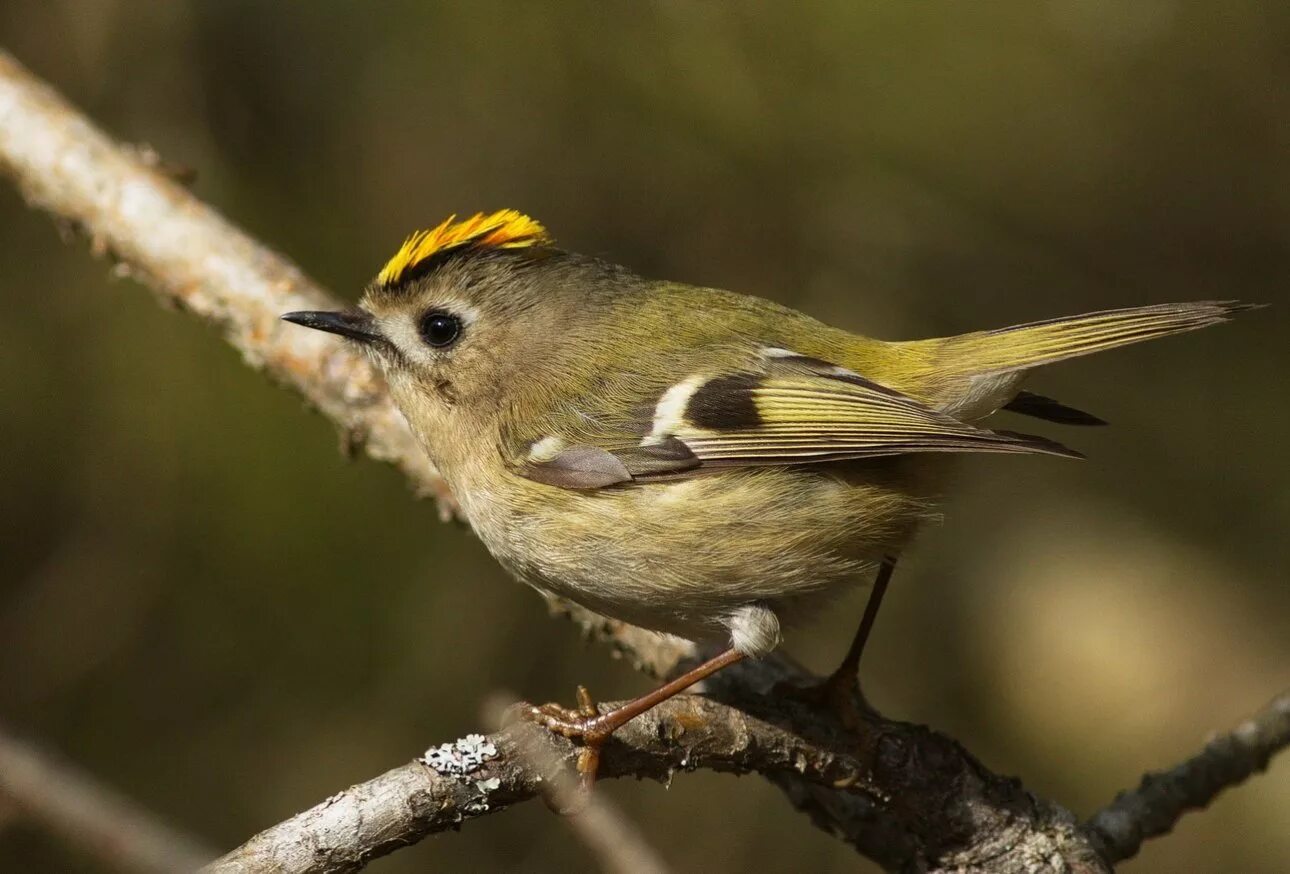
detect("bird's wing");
top-left (516, 349), bottom-right (1079, 490)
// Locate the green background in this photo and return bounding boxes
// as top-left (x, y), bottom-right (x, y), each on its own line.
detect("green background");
top-left (2, 3), bottom-right (1286, 872)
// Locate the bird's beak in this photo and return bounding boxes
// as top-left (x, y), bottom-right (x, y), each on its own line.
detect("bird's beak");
top-left (282, 309), bottom-right (383, 344)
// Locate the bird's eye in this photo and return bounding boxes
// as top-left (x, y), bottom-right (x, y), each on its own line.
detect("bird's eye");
top-left (419, 311), bottom-right (461, 348)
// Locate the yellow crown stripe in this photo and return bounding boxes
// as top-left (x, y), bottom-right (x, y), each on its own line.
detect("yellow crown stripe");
top-left (377, 209), bottom-right (551, 286)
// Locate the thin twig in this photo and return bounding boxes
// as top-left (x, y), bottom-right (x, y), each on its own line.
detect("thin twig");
top-left (0, 723), bottom-right (215, 874)
top-left (1085, 688), bottom-right (1290, 864)
top-left (484, 694), bottom-right (673, 874)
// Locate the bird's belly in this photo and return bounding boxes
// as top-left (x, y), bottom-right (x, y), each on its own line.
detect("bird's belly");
top-left (458, 464), bottom-right (932, 643)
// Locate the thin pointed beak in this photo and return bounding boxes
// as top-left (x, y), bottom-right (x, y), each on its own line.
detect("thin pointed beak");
top-left (282, 309), bottom-right (383, 344)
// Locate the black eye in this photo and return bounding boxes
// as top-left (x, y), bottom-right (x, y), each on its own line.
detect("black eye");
top-left (419, 311), bottom-right (461, 348)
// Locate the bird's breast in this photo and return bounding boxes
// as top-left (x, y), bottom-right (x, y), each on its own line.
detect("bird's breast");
top-left (450, 461), bottom-right (935, 640)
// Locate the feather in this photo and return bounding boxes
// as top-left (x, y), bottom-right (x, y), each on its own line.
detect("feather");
top-left (946, 301), bottom-right (1258, 376)
top-left (376, 210), bottom-right (550, 287)
top-left (1003, 391), bottom-right (1107, 426)
top-left (524, 445), bottom-right (632, 489)
top-left (515, 351), bottom-right (1082, 490)
top-left (658, 353), bottom-right (1082, 466)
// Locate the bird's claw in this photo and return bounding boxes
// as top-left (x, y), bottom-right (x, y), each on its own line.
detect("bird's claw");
top-left (775, 671), bottom-right (874, 732)
top-left (521, 685), bottom-right (611, 805)
top-left (525, 685), bottom-right (601, 738)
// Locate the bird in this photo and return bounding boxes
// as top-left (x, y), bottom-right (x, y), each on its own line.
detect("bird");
top-left (283, 209), bottom-right (1255, 786)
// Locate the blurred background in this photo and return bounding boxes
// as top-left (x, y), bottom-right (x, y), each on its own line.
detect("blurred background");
top-left (1, 2), bottom-right (1287, 871)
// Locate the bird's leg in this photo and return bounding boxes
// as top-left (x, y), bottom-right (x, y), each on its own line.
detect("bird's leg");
top-left (525, 647), bottom-right (746, 793)
top-left (779, 559), bottom-right (896, 728)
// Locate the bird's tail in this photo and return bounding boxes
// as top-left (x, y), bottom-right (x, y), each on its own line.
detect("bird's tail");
top-left (895, 300), bottom-right (1259, 423)
top-left (944, 300), bottom-right (1256, 376)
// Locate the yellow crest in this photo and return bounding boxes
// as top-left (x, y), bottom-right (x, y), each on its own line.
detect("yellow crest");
top-left (376, 209), bottom-right (551, 286)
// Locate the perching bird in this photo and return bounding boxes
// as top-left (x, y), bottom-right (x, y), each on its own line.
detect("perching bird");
top-left (284, 209), bottom-right (1255, 785)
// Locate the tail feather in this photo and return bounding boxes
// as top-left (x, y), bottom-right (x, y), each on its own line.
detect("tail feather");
top-left (951, 301), bottom-right (1258, 376)
top-left (1003, 391), bottom-right (1107, 426)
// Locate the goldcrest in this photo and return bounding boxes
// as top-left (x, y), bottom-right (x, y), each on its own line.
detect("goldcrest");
top-left (285, 210), bottom-right (1254, 780)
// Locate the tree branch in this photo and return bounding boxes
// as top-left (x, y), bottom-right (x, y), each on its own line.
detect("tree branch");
top-left (1085, 688), bottom-right (1290, 864)
top-left (0, 51), bottom-right (455, 517)
top-left (202, 688), bottom-right (1107, 874)
top-left (2, 48), bottom-right (1285, 873)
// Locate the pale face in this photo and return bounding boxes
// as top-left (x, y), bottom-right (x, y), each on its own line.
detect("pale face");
top-left (356, 279), bottom-right (502, 474)
top-left (361, 285), bottom-right (481, 378)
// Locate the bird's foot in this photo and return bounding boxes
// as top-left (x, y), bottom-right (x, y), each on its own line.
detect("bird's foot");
top-left (523, 685), bottom-right (614, 803)
top-left (521, 648), bottom-right (747, 805)
top-left (526, 684), bottom-right (599, 736)
top-left (776, 668), bottom-right (875, 732)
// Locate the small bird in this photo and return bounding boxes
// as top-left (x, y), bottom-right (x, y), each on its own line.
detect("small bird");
top-left (285, 209), bottom-right (1254, 784)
